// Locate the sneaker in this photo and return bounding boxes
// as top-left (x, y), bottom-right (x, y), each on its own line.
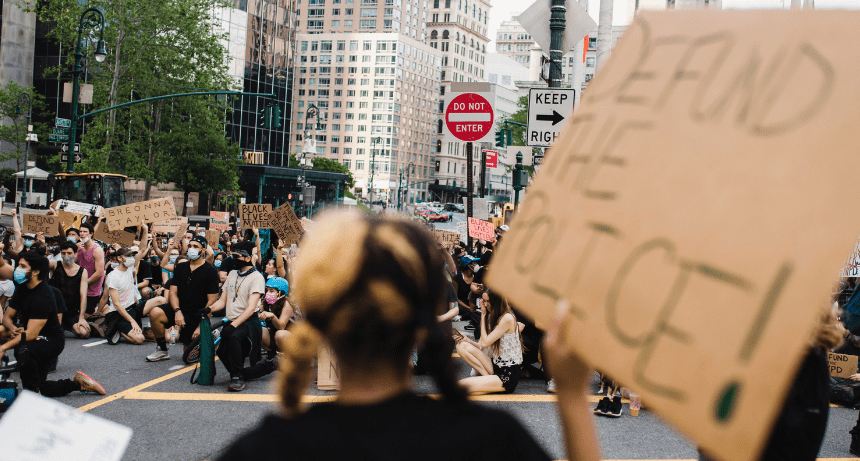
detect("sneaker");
top-left (594, 397), bottom-right (611, 416)
top-left (146, 347), bottom-right (170, 362)
top-left (606, 395), bottom-right (623, 417)
top-left (547, 378), bottom-right (556, 393)
top-left (228, 376), bottom-right (246, 392)
top-left (106, 329), bottom-right (121, 345)
top-left (850, 430), bottom-right (860, 456)
top-left (73, 371), bottom-right (106, 395)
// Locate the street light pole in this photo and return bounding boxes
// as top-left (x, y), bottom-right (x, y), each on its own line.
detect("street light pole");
top-left (513, 151), bottom-right (524, 209)
top-left (67, 7), bottom-right (107, 173)
top-left (15, 94), bottom-right (32, 211)
top-left (369, 137), bottom-right (380, 205)
top-left (300, 104), bottom-right (320, 217)
top-left (397, 167), bottom-right (403, 211)
top-left (549, 0), bottom-right (566, 88)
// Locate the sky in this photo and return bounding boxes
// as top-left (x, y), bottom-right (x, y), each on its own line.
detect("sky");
top-left (486, 0), bottom-right (860, 48)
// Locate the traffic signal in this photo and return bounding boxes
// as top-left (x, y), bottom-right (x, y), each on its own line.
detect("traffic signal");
top-left (494, 130), bottom-right (505, 148)
top-left (505, 129), bottom-right (513, 146)
top-left (272, 105), bottom-right (282, 128)
top-left (259, 105), bottom-right (270, 128)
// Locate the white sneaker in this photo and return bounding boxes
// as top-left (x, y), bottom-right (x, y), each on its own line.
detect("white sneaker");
top-left (547, 379), bottom-right (557, 393)
top-left (146, 347), bottom-right (170, 362)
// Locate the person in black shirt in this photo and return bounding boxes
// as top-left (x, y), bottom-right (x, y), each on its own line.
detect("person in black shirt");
top-left (146, 236), bottom-right (220, 362)
top-left (218, 213), bottom-right (601, 461)
top-left (0, 251), bottom-right (105, 396)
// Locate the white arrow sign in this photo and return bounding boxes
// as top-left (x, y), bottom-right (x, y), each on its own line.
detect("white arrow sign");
top-left (61, 143), bottom-right (80, 153)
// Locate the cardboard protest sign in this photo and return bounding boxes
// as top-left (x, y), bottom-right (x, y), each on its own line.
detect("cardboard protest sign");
top-left (239, 203), bottom-right (272, 229)
top-left (105, 197), bottom-right (176, 231)
top-left (317, 343), bottom-right (340, 391)
top-left (210, 211), bottom-right (229, 220)
top-left (485, 10), bottom-right (860, 461)
top-left (467, 217), bottom-right (494, 241)
top-left (150, 216), bottom-right (187, 235)
top-left (209, 211), bottom-right (230, 231)
top-left (840, 235), bottom-right (860, 277)
top-left (457, 221), bottom-right (467, 244)
top-left (23, 214), bottom-right (59, 236)
top-left (205, 230), bottom-right (220, 249)
top-left (0, 391), bottom-right (132, 461)
top-left (300, 217), bottom-right (316, 233)
top-left (432, 229), bottom-right (461, 246)
top-left (174, 223), bottom-right (189, 241)
top-left (94, 224), bottom-right (136, 247)
top-left (268, 202), bottom-right (304, 245)
top-left (829, 352), bottom-right (858, 379)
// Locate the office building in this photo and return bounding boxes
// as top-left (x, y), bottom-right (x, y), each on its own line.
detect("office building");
top-left (495, 14), bottom-right (533, 67)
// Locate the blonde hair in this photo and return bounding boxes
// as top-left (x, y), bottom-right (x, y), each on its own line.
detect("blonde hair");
top-left (276, 212), bottom-right (465, 415)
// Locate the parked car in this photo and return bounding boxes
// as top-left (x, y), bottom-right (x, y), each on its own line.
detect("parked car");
top-left (427, 212), bottom-right (450, 222)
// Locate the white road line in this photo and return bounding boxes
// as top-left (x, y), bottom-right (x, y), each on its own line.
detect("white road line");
top-left (168, 365), bottom-right (184, 371)
top-left (83, 339), bottom-right (107, 347)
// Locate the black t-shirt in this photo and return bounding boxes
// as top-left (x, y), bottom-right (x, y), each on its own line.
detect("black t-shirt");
top-left (10, 281), bottom-right (64, 343)
top-left (171, 261), bottom-right (220, 313)
top-left (452, 272), bottom-right (474, 304)
top-left (136, 260), bottom-right (153, 284)
top-left (50, 286), bottom-right (68, 316)
top-left (218, 393), bottom-right (550, 461)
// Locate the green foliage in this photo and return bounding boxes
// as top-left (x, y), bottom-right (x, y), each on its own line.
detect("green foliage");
top-left (28, 0), bottom-right (237, 185)
top-left (497, 96), bottom-right (529, 146)
top-left (288, 153), bottom-right (355, 189)
top-left (0, 81), bottom-right (49, 170)
top-left (0, 168), bottom-right (16, 189)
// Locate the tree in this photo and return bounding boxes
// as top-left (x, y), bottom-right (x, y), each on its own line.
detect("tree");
top-left (496, 96), bottom-right (538, 177)
top-left (160, 98), bottom-right (242, 216)
top-left (288, 153), bottom-right (356, 189)
top-left (28, 0), bottom-right (235, 197)
top-left (0, 82), bottom-right (49, 170)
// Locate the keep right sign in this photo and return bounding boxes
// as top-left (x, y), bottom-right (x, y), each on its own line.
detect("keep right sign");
top-left (527, 88), bottom-right (575, 147)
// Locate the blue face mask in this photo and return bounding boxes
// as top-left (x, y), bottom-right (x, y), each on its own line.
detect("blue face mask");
top-left (23, 240), bottom-right (33, 248)
top-left (13, 267), bottom-right (28, 284)
top-left (67, 236), bottom-right (77, 243)
top-left (214, 260), bottom-right (222, 268)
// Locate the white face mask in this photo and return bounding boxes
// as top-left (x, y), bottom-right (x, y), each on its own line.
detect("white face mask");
top-left (124, 256), bottom-right (136, 268)
top-left (187, 248), bottom-right (201, 261)
top-left (82, 236), bottom-right (90, 244)
top-left (110, 262), bottom-right (119, 269)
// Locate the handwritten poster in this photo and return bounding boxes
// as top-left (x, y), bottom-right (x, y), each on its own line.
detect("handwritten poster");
top-left (23, 214), bottom-right (59, 236)
top-left (239, 204), bottom-right (272, 229)
top-left (467, 217), bottom-right (494, 241)
top-left (432, 229), bottom-right (461, 246)
top-left (94, 225), bottom-right (136, 247)
top-left (151, 216), bottom-right (187, 235)
top-left (269, 202), bottom-right (304, 245)
top-left (486, 10), bottom-right (860, 461)
top-left (829, 352), bottom-right (858, 379)
top-left (105, 197), bottom-right (175, 231)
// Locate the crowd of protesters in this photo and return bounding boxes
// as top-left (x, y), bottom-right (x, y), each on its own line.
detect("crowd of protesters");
top-left (2, 203), bottom-right (858, 460)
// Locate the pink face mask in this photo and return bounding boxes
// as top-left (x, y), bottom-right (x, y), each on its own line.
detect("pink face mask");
top-left (265, 292), bottom-right (278, 304)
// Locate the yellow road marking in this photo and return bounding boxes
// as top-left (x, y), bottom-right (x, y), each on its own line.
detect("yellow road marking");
top-left (124, 391), bottom-right (338, 404)
top-left (77, 363), bottom-right (199, 412)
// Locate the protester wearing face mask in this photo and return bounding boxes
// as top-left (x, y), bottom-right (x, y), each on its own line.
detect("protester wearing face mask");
top-left (65, 227), bottom-right (80, 243)
top-left (0, 251), bottom-right (106, 397)
top-left (99, 245), bottom-right (146, 345)
top-left (146, 236), bottom-right (220, 362)
top-left (75, 223), bottom-right (105, 329)
top-left (50, 242), bottom-right (90, 338)
top-left (207, 241), bottom-right (266, 392)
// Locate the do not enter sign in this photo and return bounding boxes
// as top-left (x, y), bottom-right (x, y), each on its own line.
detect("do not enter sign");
top-left (444, 93), bottom-right (494, 142)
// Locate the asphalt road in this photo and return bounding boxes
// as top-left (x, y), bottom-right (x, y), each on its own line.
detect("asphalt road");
top-left (2, 321), bottom-right (859, 461)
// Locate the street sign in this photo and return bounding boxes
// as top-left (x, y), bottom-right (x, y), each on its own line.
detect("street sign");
top-left (443, 92), bottom-right (494, 143)
top-left (48, 134), bottom-right (69, 143)
top-left (517, 0), bottom-right (596, 59)
top-left (61, 153), bottom-right (82, 164)
top-left (61, 143), bottom-right (80, 153)
top-left (484, 150), bottom-right (498, 168)
top-left (51, 127), bottom-right (68, 136)
top-left (533, 154), bottom-right (544, 165)
top-left (527, 88), bottom-right (575, 147)
top-left (55, 118), bottom-right (71, 128)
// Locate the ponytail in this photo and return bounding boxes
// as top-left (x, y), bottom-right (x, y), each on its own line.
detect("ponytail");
top-left (277, 322), bottom-right (321, 415)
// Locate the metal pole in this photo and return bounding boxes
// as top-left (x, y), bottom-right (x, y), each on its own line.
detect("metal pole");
top-left (514, 151), bottom-right (523, 209)
top-left (466, 142), bottom-right (473, 250)
top-left (17, 94), bottom-right (32, 211)
top-left (67, 7), bottom-right (105, 174)
top-left (398, 167), bottom-right (403, 211)
top-left (549, 0), bottom-right (566, 88)
top-left (369, 137), bottom-right (377, 205)
top-left (479, 148), bottom-right (487, 198)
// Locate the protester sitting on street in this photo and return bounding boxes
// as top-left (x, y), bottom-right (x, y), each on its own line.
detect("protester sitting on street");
top-left (208, 241), bottom-right (266, 392)
top-left (146, 235), bottom-right (219, 362)
top-left (131, 239), bottom-right (154, 300)
top-left (456, 290), bottom-right (524, 395)
top-left (51, 242), bottom-right (89, 338)
top-left (76, 222), bottom-right (105, 325)
top-left (0, 250), bottom-right (106, 397)
top-left (101, 243), bottom-right (148, 345)
top-left (259, 276), bottom-right (293, 356)
top-left (218, 212), bottom-right (601, 461)
top-left (453, 255), bottom-right (479, 318)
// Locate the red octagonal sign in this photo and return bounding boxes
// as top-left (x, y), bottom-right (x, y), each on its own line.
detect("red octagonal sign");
top-left (445, 93), bottom-right (493, 142)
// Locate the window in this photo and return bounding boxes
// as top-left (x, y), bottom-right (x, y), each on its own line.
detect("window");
top-left (356, 161), bottom-right (365, 171)
top-left (332, 19), bottom-right (340, 26)
top-left (307, 20), bottom-right (323, 28)
top-left (345, 19), bottom-right (353, 26)
top-left (430, 30), bottom-right (437, 39)
top-left (360, 7), bottom-right (377, 16)
top-left (589, 37), bottom-right (596, 50)
top-left (442, 30), bottom-right (449, 39)
top-left (586, 56), bottom-right (595, 67)
top-left (343, 159), bottom-right (351, 168)
top-left (331, 147), bottom-right (339, 154)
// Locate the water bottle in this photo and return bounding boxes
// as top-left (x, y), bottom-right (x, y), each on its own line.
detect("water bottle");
top-left (169, 328), bottom-right (177, 345)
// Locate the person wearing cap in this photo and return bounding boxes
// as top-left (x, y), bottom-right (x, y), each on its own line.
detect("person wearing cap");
top-left (146, 234), bottom-right (220, 362)
top-left (130, 239), bottom-right (154, 301)
top-left (102, 224), bottom-right (149, 345)
top-left (452, 255), bottom-right (481, 318)
top-left (207, 241), bottom-right (266, 392)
